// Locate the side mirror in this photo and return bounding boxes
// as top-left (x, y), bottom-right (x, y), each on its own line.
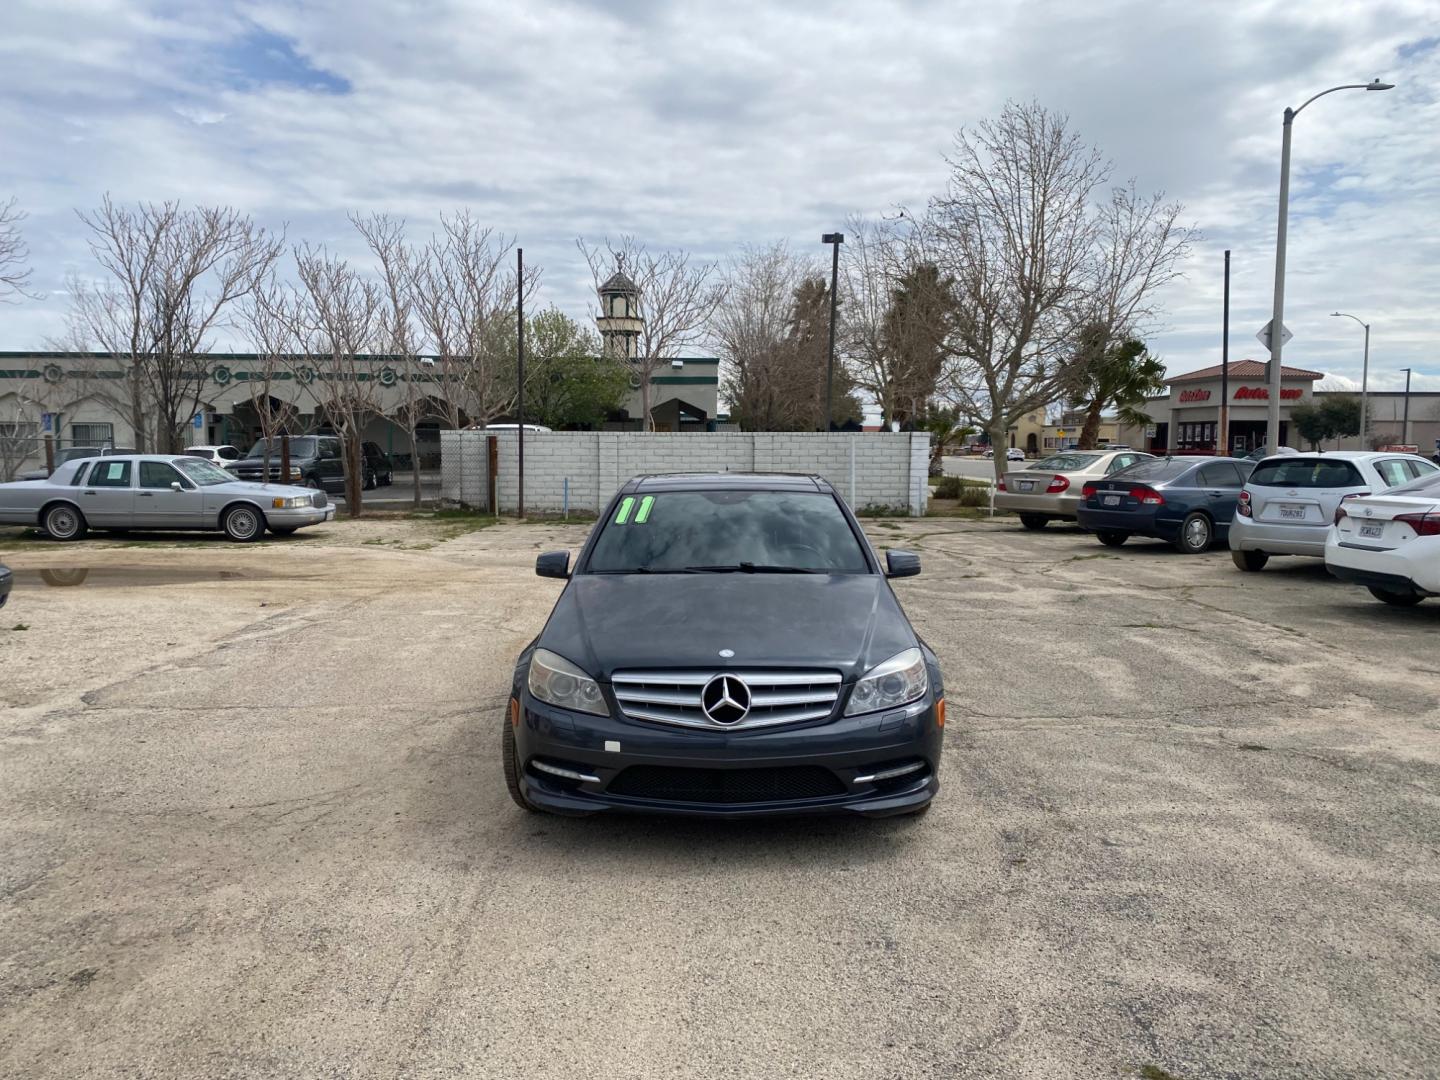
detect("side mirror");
top-left (171, 481), bottom-right (183, 492)
top-left (536, 551), bottom-right (571, 579)
top-left (885, 550), bottom-right (921, 578)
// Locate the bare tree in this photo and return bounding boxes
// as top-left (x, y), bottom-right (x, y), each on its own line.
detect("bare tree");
top-left (0, 396), bottom-right (41, 480)
top-left (0, 197), bottom-right (36, 302)
top-left (411, 211), bottom-right (529, 430)
top-left (578, 236), bottom-right (724, 431)
top-left (67, 196), bottom-right (282, 452)
top-left (713, 242), bottom-right (812, 431)
top-left (238, 272), bottom-right (308, 480)
top-left (354, 211), bottom-right (431, 508)
top-left (927, 102), bottom-right (1108, 482)
top-left (289, 244), bottom-right (384, 517)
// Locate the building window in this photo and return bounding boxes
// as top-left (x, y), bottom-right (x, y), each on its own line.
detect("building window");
top-left (71, 422), bottom-right (114, 446)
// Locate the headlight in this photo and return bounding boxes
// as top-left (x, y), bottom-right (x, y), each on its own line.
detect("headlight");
top-left (271, 495), bottom-right (313, 509)
top-left (844, 648), bottom-right (928, 716)
top-left (289, 466), bottom-right (303, 480)
top-left (527, 648), bottom-right (607, 716)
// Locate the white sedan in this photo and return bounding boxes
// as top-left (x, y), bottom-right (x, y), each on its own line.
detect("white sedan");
top-left (1326, 470), bottom-right (1440, 606)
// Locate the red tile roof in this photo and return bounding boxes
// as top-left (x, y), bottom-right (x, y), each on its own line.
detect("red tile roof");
top-left (1167, 359), bottom-right (1324, 384)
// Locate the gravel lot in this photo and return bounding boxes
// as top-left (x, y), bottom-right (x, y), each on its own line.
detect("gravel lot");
top-left (2, 516), bottom-right (1437, 1079)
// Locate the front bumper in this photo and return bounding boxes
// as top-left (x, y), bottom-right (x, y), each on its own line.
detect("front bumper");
top-left (994, 492), bottom-right (1080, 519)
top-left (1229, 514), bottom-right (1327, 557)
top-left (513, 691), bottom-right (943, 818)
top-left (0, 565), bottom-right (11, 609)
top-left (268, 505), bottom-right (336, 528)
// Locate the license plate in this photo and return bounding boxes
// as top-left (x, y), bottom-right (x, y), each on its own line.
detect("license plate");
top-left (1359, 523), bottom-right (1383, 539)
top-left (1103, 495), bottom-right (1120, 507)
top-left (1278, 504), bottom-right (1306, 520)
top-left (1019, 481), bottom-right (1034, 492)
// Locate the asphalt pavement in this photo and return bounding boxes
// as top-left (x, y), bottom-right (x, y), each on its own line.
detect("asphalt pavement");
top-left (1, 516), bottom-right (1437, 1079)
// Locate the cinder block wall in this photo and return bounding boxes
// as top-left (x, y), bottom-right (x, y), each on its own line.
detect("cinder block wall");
top-left (442, 431), bottom-right (931, 516)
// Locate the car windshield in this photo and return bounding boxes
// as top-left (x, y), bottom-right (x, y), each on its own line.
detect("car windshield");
top-left (173, 458), bottom-right (237, 486)
top-left (246, 437), bottom-right (316, 458)
top-left (1030, 453), bottom-right (1101, 471)
top-left (1115, 458), bottom-right (1196, 482)
top-left (585, 490), bottom-right (870, 574)
top-left (1248, 458), bottom-right (1363, 488)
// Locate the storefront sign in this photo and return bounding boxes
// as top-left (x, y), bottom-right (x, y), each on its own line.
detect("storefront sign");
top-left (1234, 386), bottom-right (1301, 401)
top-left (1177, 389), bottom-right (1211, 403)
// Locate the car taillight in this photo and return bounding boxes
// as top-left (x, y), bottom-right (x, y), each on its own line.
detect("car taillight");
top-left (1130, 486), bottom-right (1164, 506)
top-left (1081, 483), bottom-right (1098, 499)
top-left (1334, 506), bottom-right (1348, 526)
top-left (1237, 489), bottom-right (1252, 518)
top-left (1340, 491), bottom-right (1370, 502)
top-left (996, 479), bottom-right (1006, 492)
top-left (1396, 512), bottom-right (1440, 537)
top-left (1046, 475), bottom-right (1069, 494)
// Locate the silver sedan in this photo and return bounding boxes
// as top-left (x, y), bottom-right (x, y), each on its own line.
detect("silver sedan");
top-left (0, 454), bottom-right (336, 542)
top-left (995, 449), bottom-right (1154, 529)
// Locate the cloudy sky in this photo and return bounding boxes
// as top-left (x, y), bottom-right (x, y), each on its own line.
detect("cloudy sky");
top-left (2, 0), bottom-right (1437, 392)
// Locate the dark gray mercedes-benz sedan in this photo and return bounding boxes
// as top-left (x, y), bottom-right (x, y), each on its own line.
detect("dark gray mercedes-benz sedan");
top-left (505, 473), bottom-right (944, 819)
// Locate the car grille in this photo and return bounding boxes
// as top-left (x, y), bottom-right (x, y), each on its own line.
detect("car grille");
top-left (606, 765), bottom-right (846, 804)
top-left (609, 669), bottom-right (842, 730)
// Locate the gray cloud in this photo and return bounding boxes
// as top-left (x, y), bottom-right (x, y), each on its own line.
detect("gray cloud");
top-left (1, 0), bottom-right (1436, 393)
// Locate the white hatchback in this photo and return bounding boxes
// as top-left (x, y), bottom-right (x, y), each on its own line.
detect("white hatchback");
top-left (1326, 470), bottom-right (1440, 606)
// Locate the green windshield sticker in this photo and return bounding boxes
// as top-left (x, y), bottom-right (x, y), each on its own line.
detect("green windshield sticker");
top-left (635, 495), bottom-right (654, 523)
top-left (614, 496), bottom-right (635, 524)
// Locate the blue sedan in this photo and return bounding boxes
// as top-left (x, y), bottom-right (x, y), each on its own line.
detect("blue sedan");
top-left (1076, 457), bottom-right (1254, 553)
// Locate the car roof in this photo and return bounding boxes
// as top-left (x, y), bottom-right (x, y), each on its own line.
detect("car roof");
top-left (623, 473), bottom-right (834, 494)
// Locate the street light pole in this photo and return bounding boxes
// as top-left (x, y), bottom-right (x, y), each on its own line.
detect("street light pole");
top-left (1265, 79), bottom-right (1393, 455)
top-left (1330, 311), bottom-right (1370, 447)
top-left (1401, 367), bottom-right (1412, 448)
top-left (822, 232), bottom-right (844, 431)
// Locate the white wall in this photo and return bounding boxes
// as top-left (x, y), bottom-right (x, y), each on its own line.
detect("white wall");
top-left (441, 431), bottom-right (931, 516)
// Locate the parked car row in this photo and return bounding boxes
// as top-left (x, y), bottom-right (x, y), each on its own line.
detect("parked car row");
top-left (1004, 448), bottom-right (1440, 606)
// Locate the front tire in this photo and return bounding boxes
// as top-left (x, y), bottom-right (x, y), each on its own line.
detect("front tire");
top-left (502, 712), bottom-right (537, 812)
top-left (43, 503), bottom-right (87, 542)
top-left (1368, 586), bottom-right (1424, 607)
top-left (222, 505), bottom-right (265, 543)
top-left (363, 470), bottom-right (376, 491)
top-left (1173, 512), bottom-right (1213, 554)
top-left (1097, 530), bottom-right (1129, 547)
top-left (1019, 513), bottom-right (1048, 531)
top-left (1232, 549), bottom-right (1269, 572)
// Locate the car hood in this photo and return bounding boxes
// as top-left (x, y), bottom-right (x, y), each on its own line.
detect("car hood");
top-left (211, 480), bottom-right (320, 499)
top-left (537, 573), bottom-right (918, 681)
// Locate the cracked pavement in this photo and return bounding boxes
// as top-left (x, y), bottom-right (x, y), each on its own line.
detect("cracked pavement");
top-left (1, 515), bottom-right (1437, 1079)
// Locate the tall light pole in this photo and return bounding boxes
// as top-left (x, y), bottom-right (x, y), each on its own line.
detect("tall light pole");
top-left (1265, 78), bottom-right (1393, 455)
top-left (1401, 367), bottom-right (1412, 448)
top-left (1330, 311), bottom-right (1370, 447)
top-left (822, 232), bottom-right (844, 431)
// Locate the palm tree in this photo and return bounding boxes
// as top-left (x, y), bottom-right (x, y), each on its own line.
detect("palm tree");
top-left (1070, 331), bottom-right (1166, 449)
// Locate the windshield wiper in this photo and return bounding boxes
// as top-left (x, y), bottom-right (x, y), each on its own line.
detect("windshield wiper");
top-left (682, 563), bottom-right (820, 574)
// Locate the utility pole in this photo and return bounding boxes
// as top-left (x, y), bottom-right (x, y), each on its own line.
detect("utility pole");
top-left (822, 232), bottom-right (844, 431)
top-left (517, 247), bottom-right (525, 520)
top-left (1401, 367), bottom-right (1412, 448)
top-left (1220, 250), bottom-right (1230, 454)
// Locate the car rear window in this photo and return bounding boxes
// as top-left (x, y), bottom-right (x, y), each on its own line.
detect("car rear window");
top-left (1114, 458), bottom-right (1195, 482)
top-left (586, 490), bottom-right (869, 574)
top-left (1031, 453), bottom-right (1102, 471)
top-left (1248, 458), bottom-right (1363, 488)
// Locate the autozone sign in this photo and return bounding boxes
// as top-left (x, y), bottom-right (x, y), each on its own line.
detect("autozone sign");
top-left (1177, 389), bottom-right (1211, 403)
top-left (1234, 386), bottom-right (1302, 401)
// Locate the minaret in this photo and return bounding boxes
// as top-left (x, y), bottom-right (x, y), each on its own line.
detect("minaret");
top-left (595, 256), bottom-right (643, 360)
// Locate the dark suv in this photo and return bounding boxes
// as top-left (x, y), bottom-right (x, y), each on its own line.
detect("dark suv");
top-left (504, 473), bottom-right (944, 818)
top-left (362, 442), bottom-right (393, 488)
top-left (226, 436), bottom-right (346, 492)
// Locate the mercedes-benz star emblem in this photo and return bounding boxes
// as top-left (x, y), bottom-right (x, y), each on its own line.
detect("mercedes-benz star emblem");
top-left (701, 674), bottom-right (751, 724)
